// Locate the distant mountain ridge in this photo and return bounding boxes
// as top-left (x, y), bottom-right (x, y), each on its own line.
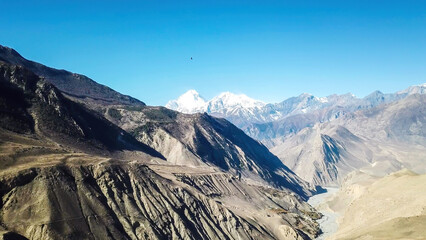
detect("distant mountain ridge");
top-left (166, 84), bottom-right (426, 145)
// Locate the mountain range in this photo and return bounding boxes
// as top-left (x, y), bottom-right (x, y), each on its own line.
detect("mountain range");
top-left (1, 43), bottom-right (425, 239)
top-left (166, 85), bottom-right (425, 133)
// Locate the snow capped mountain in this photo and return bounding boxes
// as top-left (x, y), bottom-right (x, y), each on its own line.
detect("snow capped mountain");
top-left (206, 92), bottom-right (265, 114)
top-left (166, 84), bottom-right (426, 132)
top-left (165, 90), bottom-right (207, 113)
top-left (166, 91), bottom-right (266, 123)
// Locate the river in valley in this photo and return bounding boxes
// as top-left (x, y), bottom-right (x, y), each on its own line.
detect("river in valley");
top-left (307, 187), bottom-right (340, 240)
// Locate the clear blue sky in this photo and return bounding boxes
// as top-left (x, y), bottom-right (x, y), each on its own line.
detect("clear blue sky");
top-left (1, 0), bottom-right (425, 105)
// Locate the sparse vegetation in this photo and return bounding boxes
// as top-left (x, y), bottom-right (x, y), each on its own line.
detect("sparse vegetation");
top-left (270, 208), bottom-right (289, 214)
top-left (108, 108), bottom-right (122, 120)
top-left (122, 105), bottom-right (145, 112)
top-left (130, 122), bottom-right (157, 137)
top-left (142, 108), bottom-right (177, 121)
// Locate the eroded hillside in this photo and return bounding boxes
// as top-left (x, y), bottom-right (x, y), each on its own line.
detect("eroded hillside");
top-left (0, 47), bottom-right (322, 240)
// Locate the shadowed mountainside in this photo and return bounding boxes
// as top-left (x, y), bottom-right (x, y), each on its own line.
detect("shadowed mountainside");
top-left (0, 62), bottom-right (162, 157)
top-left (0, 45), bottom-right (144, 106)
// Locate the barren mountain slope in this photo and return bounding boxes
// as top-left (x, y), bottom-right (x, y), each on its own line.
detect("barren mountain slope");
top-left (0, 45), bottom-right (319, 200)
top-left (99, 106), bottom-right (319, 200)
top-left (0, 162), bottom-right (278, 240)
top-left (327, 170), bottom-right (426, 240)
top-left (0, 62), bottom-right (161, 158)
top-left (0, 49), bottom-right (323, 239)
top-left (0, 126), bottom-right (322, 240)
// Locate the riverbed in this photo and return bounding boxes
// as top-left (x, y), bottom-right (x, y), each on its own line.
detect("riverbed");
top-left (307, 187), bottom-right (340, 240)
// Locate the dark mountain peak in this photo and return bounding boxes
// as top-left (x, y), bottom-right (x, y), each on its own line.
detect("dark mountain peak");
top-left (0, 44), bottom-right (145, 106)
top-left (0, 45), bottom-right (21, 58)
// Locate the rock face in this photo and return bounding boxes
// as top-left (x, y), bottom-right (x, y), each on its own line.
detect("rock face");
top-left (0, 45), bottom-right (144, 106)
top-left (172, 172), bottom-right (321, 239)
top-left (0, 164), bottom-right (276, 240)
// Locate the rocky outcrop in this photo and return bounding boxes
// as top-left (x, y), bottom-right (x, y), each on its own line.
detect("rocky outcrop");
top-left (0, 163), bottom-right (279, 240)
top-left (173, 172), bottom-right (321, 239)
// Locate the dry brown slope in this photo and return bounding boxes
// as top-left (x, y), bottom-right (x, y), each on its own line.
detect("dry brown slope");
top-left (329, 170), bottom-right (426, 240)
top-left (98, 105), bottom-right (319, 200)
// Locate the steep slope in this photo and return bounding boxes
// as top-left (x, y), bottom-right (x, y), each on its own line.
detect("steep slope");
top-left (102, 106), bottom-right (318, 199)
top-left (0, 126), bottom-right (321, 240)
top-left (0, 46), bottom-right (317, 200)
top-left (271, 125), bottom-right (373, 186)
top-left (271, 94), bottom-right (426, 186)
top-left (0, 45), bottom-right (144, 106)
top-left (0, 62), bottom-right (161, 157)
top-left (0, 76), bottom-right (321, 239)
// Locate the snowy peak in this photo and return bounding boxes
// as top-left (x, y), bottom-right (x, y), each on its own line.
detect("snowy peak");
top-left (207, 92), bottom-right (265, 113)
top-left (165, 89), bottom-right (206, 113)
top-left (166, 84), bottom-right (426, 129)
top-left (166, 90), bottom-right (265, 115)
top-left (397, 83), bottom-right (426, 95)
